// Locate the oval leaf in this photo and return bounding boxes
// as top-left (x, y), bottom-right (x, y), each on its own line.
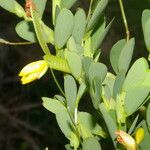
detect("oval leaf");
top-left (55, 8), bottom-right (74, 49)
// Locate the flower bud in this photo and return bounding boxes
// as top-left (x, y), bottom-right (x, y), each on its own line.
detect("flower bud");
top-left (115, 130), bottom-right (137, 150)
top-left (135, 127), bottom-right (144, 144)
top-left (19, 60), bottom-right (48, 84)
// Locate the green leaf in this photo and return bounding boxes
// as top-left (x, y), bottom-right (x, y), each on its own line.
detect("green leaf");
top-left (88, 62), bottom-right (107, 83)
top-left (72, 8), bottom-right (86, 44)
top-left (31, 8), bottom-right (51, 54)
top-left (91, 18), bottom-right (113, 54)
top-left (70, 131), bottom-right (80, 149)
top-left (82, 56), bottom-right (93, 80)
top-left (87, 0), bottom-right (109, 31)
top-left (32, 0), bottom-right (47, 17)
top-left (142, 9), bottom-right (150, 52)
top-left (61, 0), bottom-right (77, 9)
top-left (82, 137), bottom-right (101, 150)
top-left (0, 0), bottom-right (15, 12)
top-left (16, 20), bottom-right (37, 42)
top-left (76, 82), bottom-right (87, 107)
top-left (118, 38), bottom-right (135, 73)
top-left (142, 71), bottom-right (150, 86)
top-left (103, 73), bottom-right (116, 100)
top-left (42, 97), bottom-right (66, 114)
top-left (52, 0), bottom-right (61, 24)
top-left (110, 39), bottom-right (126, 74)
top-left (90, 77), bottom-right (102, 109)
top-left (44, 54), bottom-right (71, 73)
top-left (65, 144), bottom-right (73, 150)
top-left (123, 58), bottom-right (149, 90)
top-left (116, 92), bottom-right (126, 124)
top-left (64, 75), bottom-right (77, 113)
top-left (146, 103), bottom-right (150, 131)
top-left (66, 51), bottom-right (82, 78)
top-left (55, 8), bottom-right (74, 49)
top-left (128, 115), bottom-right (139, 134)
top-left (0, 0), bottom-right (25, 18)
top-left (113, 71), bottom-right (125, 99)
top-left (99, 103), bottom-right (117, 147)
top-left (56, 109), bottom-right (74, 139)
top-left (124, 86), bottom-right (150, 116)
top-left (78, 112), bottom-right (106, 138)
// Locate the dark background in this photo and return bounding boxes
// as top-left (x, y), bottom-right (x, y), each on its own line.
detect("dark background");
top-left (0, 0), bottom-right (149, 149)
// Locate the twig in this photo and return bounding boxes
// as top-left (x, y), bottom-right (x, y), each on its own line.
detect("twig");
top-left (118, 0), bottom-right (130, 41)
top-left (0, 38), bottom-right (34, 45)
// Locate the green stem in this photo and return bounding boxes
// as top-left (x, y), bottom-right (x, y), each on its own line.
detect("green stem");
top-left (50, 69), bottom-right (65, 96)
top-left (118, 0), bottom-right (130, 41)
top-left (0, 38), bottom-right (33, 45)
top-left (87, 0), bottom-right (93, 22)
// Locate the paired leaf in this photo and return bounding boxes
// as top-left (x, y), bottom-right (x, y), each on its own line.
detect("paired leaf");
top-left (42, 97), bottom-right (66, 114)
top-left (42, 97), bottom-right (74, 139)
top-left (110, 38), bottom-right (135, 74)
top-left (91, 18), bottom-right (113, 54)
top-left (55, 8), bottom-right (74, 49)
top-left (31, 7), bottom-right (50, 54)
top-left (78, 112), bottom-right (106, 138)
top-left (123, 58), bottom-right (149, 90)
top-left (110, 39), bottom-right (126, 73)
top-left (32, 0), bottom-right (47, 17)
top-left (66, 52), bottom-right (82, 78)
top-left (142, 9), bottom-right (150, 53)
top-left (72, 9), bottom-right (86, 44)
top-left (99, 103), bottom-right (117, 147)
top-left (124, 86), bottom-right (150, 116)
top-left (118, 38), bottom-right (135, 73)
top-left (64, 75), bottom-right (77, 113)
top-left (0, 0), bottom-right (25, 17)
top-left (61, 0), bottom-right (78, 9)
top-left (16, 21), bottom-right (37, 42)
top-left (87, 0), bottom-right (109, 31)
top-left (88, 62), bottom-right (107, 83)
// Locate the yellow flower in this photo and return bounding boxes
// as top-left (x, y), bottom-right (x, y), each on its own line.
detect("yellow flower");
top-left (19, 60), bottom-right (48, 84)
top-left (135, 127), bottom-right (144, 145)
top-left (115, 130), bottom-right (137, 150)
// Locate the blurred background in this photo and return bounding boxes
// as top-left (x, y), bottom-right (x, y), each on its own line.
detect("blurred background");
top-left (0, 0), bottom-right (149, 149)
